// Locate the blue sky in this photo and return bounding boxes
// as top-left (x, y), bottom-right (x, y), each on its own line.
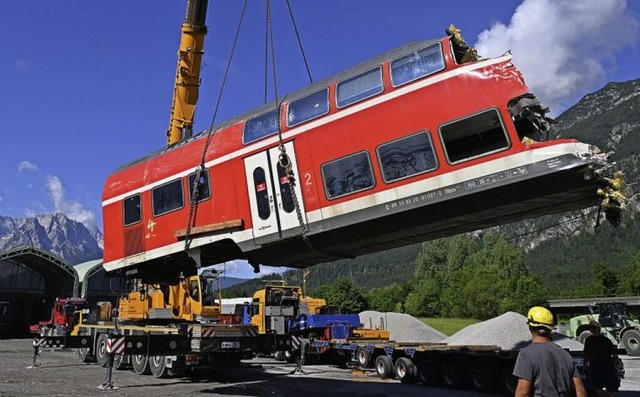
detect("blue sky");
top-left (1, 1), bottom-right (638, 278)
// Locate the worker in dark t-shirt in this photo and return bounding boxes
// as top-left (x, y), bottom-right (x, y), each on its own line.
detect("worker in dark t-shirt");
top-left (583, 320), bottom-right (620, 397)
top-left (513, 306), bottom-right (587, 397)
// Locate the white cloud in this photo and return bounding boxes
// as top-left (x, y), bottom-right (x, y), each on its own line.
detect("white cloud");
top-left (475, 0), bottom-right (639, 113)
top-left (18, 161), bottom-right (38, 172)
top-left (45, 175), bottom-right (96, 227)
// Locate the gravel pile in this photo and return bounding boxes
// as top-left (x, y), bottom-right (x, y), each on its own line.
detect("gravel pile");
top-left (359, 311), bottom-right (447, 343)
top-left (443, 311), bottom-right (584, 351)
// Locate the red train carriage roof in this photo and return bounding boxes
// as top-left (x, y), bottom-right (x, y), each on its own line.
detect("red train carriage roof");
top-left (107, 38), bottom-right (444, 177)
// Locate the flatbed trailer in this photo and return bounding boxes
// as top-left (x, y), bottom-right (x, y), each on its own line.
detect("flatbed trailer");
top-left (314, 339), bottom-right (586, 395)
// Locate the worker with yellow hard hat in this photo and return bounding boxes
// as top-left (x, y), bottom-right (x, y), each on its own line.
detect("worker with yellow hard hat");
top-left (513, 306), bottom-right (587, 397)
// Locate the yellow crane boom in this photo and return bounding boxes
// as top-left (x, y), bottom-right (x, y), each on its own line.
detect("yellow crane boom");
top-left (166, 0), bottom-right (208, 146)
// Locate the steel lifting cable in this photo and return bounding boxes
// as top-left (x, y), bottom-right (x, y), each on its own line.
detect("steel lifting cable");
top-left (285, 0), bottom-right (313, 84)
top-left (185, 0), bottom-right (249, 253)
top-left (265, 0), bottom-right (317, 253)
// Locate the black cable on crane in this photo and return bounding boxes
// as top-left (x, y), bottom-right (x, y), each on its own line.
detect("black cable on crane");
top-left (285, 0), bottom-right (313, 84)
top-left (184, 0), bottom-right (248, 253)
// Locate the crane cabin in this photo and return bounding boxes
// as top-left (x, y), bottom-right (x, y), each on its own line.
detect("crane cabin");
top-left (102, 28), bottom-right (621, 281)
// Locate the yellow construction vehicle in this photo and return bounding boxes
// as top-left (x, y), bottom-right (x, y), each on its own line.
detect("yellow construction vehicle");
top-left (118, 269), bottom-right (236, 324)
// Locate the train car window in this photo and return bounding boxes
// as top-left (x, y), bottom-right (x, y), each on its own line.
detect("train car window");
top-left (275, 161), bottom-right (294, 213)
top-left (377, 132), bottom-right (438, 183)
top-left (336, 67), bottom-right (383, 108)
top-left (243, 109), bottom-right (279, 145)
top-left (123, 194), bottom-right (141, 226)
top-left (390, 43), bottom-right (445, 87)
top-left (152, 179), bottom-right (184, 216)
top-left (322, 151), bottom-right (375, 200)
top-left (187, 169), bottom-right (211, 204)
top-left (287, 88), bottom-right (329, 127)
top-left (252, 167), bottom-right (271, 220)
top-left (439, 109), bottom-right (509, 164)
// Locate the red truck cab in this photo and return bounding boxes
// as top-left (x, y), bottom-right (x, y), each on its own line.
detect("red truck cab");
top-left (30, 297), bottom-right (90, 336)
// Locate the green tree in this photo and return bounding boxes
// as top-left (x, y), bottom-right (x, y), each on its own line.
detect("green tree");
top-left (313, 278), bottom-right (369, 313)
top-left (404, 278), bottom-right (441, 317)
top-left (367, 283), bottom-right (409, 312)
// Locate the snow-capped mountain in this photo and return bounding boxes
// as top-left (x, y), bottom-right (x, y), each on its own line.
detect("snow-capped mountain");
top-left (0, 213), bottom-right (103, 264)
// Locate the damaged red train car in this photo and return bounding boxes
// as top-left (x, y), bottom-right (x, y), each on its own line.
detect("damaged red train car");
top-left (102, 28), bottom-right (623, 281)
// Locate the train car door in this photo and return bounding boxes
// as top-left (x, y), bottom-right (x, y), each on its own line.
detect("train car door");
top-left (244, 141), bottom-right (306, 242)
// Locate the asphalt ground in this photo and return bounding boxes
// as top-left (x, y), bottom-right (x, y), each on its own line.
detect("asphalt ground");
top-left (0, 339), bottom-right (639, 397)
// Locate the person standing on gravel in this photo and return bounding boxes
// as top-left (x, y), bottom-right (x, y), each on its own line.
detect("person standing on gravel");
top-left (583, 320), bottom-right (620, 397)
top-left (513, 306), bottom-right (587, 397)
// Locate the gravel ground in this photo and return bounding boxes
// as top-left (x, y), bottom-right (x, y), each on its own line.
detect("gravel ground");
top-left (0, 339), bottom-right (498, 397)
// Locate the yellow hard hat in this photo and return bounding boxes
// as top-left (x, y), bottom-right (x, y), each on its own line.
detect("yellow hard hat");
top-left (527, 306), bottom-right (555, 330)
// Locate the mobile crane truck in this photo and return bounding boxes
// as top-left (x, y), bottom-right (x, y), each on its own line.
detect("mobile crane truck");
top-left (242, 283), bottom-right (390, 365)
top-left (31, 270), bottom-right (263, 378)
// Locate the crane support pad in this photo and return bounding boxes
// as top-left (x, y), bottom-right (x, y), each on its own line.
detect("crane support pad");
top-left (175, 219), bottom-right (244, 239)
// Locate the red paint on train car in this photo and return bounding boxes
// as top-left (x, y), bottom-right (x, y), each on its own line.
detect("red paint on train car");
top-left (102, 34), bottom-right (619, 281)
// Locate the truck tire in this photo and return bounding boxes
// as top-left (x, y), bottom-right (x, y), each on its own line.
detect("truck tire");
top-left (470, 362), bottom-right (497, 392)
top-left (500, 365), bottom-right (518, 395)
top-left (114, 354), bottom-right (129, 370)
top-left (415, 359), bottom-right (439, 386)
top-left (622, 329), bottom-right (640, 356)
top-left (75, 331), bottom-right (95, 363)
top-left (149, 356), bottom-right (172, 378)
top-left (95, 334), bottom-right (108, 367)
top-left (440, 360), bottom-right (466, 389)
top-left (578, 330), bottom-right (592, 345)
top-left (356, 347), bottom-right (372, 368)
top-left (375, 355), bottom-right (394, 379)
top-left (394, 357), bottom-right (416, 383)
top-left (132, 354), bottom-right (151, 375)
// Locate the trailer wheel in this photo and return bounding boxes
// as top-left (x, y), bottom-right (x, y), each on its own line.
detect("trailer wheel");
top-left (132, 354), bottom-right (151, 375)
top-left (500, 365), bottom-right (518, 395)
top-left (95, 334), bottom-right (108, 367)
top-left (440, 360), bottom-right (466, 389)
top-left (416, 359), bottom-right (439, 386)
top-left (356, 348), bottom-right (372, 368)
top-left (470, 362), bottom-right (497, 392)
top-left (149, 356), bottom-right (173, 378)
top-left (114, 354), bottom-right (129, 370)
top-left (273, 351), bottom-right (285, 361)
top-left (375, 355), bottom-right (394, 379)
top-left (75, 331), bottom-right (95, 363)
top-left (622, 329), bottom-right (640, 356)
top-left (394, 357), bottom-right (416, 383)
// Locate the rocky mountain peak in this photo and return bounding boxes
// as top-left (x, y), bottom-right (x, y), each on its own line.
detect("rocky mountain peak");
top-left (0, 213), bottom-right (103, 264)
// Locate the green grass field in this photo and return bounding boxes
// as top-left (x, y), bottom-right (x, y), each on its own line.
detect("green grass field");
top-left (420, 317), bottom-right (479, 336)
